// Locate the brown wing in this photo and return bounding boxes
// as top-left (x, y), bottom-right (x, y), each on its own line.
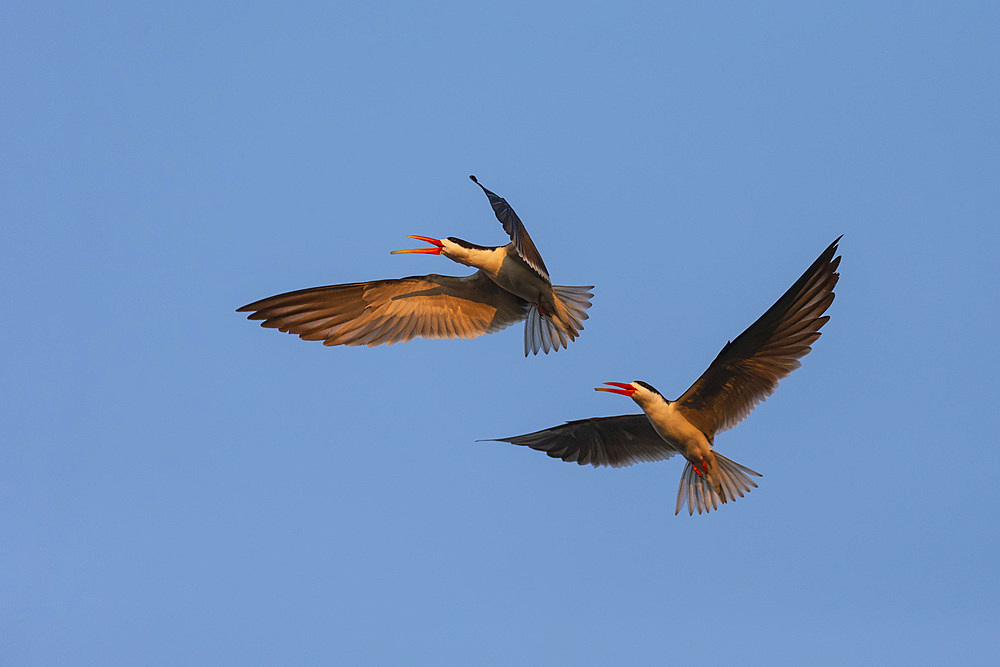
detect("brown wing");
top-left (676, 237), bottom-right (842, 436)
top-left (237, 271), bottom-right (529, 347)
top-left (485, 415), bottom-right (679, 468)
top-left (469, 175), bottom-right (550, 282)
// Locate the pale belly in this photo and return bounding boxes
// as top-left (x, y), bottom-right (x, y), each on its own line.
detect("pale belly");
top-left (646, 403), bottom-right (711, 460)
top-left (491, 248), bottom-right (551, 304)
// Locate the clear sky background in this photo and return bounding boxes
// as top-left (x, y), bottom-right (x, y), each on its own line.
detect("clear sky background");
top-left (3, 2), bottom-right (998, 664)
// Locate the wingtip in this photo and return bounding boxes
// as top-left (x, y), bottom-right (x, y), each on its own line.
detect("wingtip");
top-left (469, 174), bottom-right (492, 195)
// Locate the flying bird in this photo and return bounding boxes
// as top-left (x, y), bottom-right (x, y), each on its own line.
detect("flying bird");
top-left (488, 237), bottom-right (842, 514)
top-left (238, 176), bottom-right (593, 355)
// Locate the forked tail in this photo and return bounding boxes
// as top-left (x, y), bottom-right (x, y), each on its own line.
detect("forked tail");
top-left (524, 285), bottom-right (594, 356)
top-left (675, 452), bottom-right (762, 516)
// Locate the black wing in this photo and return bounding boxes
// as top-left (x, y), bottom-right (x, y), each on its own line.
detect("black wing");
top-left (485, 414), bottom-right (678, 468)
top-left (470, 175), bottom-right (550, 282)
top-left (676, 236), bottom-right (842, 436)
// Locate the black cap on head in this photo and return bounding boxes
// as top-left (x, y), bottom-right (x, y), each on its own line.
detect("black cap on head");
top-left (634, 381), bottom-right (664, 398)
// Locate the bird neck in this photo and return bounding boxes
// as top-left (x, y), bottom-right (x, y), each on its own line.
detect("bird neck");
top-left (441, 241), bottom-right (506, 272)
top-left (633, 391), bottom-right (671, 415)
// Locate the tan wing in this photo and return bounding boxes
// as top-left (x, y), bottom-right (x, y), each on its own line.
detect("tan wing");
top-left (676, 237), bottom-right (842, 436)
top-left (470, 175), bottom-right (550, 282)
top-left (485, 415), bottom-right (679, 468)
top-left (238, 271), bottom-right (529, 347)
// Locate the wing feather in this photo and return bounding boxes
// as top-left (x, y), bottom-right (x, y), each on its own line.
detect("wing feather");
top-left (238, 271), bottom-right (529, 348)
top-left (470, 175), bottom-right (550, 282)
top-left (676, 237), bottom-right (842, 436)
top-left (486, 415), bottom-right (679, 468)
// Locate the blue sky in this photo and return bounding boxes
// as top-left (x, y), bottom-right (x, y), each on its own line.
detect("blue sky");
top-left (3, 2), bottom-right (998, 664)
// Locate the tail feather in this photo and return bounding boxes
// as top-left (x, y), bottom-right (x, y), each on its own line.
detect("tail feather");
top-left (524, 306), bottom-right (565, 355)
top-left (523, 285), bottom-right (594, 356)
top-left (674, 453), bottom-right (762, 516)
top-left (553, 284), bottom-right (594, 330)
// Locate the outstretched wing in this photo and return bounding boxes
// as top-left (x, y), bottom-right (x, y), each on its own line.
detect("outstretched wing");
top-left (485, 414), bottom-right (678, 468)
top-left (676, 237), bottom-right (842, 436)
top-left (469, 175), bottom-right (550, 282)
top-left (238, 271), bottom-right (529, 347)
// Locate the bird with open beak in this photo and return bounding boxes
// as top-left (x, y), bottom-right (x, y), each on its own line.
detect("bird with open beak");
top-left (488, 237), bottom-right (842, 514)
top-left (238, 176), bottom-right (593, 356)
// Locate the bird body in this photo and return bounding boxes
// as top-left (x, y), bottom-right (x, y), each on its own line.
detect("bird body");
top-left (489, 237), bottom-right (842, 515)
top-left (436, 238), bottom-right (579, 338)
top-left (435, 240), bottom-right (545, 310)
top-left (595, 381), bottom-right (755, 511)
top-left (641, 396), bottom-right (714, 469)
top-left (238, 177), bottom-right (593, 355)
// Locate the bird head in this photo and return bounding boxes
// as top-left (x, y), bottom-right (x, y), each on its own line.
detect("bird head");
top-left (391, 236), bottom-right (488, 267)
top-left (595, 380), bottom-right (666, 407)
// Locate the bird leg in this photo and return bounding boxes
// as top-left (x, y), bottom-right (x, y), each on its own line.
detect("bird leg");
top-left (691, 460), bottom-right (704, 477)
top-left (536, 300), bottom-right (550, 317)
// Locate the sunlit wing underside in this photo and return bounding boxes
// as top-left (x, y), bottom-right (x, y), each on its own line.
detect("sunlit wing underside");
top-left (238, 271), bottom-right (529, 347)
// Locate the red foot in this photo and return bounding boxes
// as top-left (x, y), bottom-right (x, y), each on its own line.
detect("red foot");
top-left (536, 301), bottom-right (550, 317)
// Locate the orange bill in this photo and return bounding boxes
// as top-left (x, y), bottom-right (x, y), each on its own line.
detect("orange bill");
top-left (594, 381), bottom-right (636, 396)
top-left (390, 235), bottom-right (444, 255)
